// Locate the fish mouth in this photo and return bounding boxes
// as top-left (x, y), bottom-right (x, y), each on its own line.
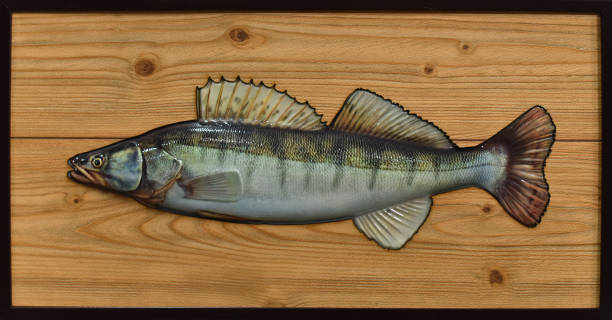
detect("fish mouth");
top-left (67, 158), bottom-right (106, 186)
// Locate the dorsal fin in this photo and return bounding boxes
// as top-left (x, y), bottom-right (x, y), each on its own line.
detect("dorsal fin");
top-left (330, 89), bottom-right (456, 148)
top-left (196, 77), bottom-right (326, 130)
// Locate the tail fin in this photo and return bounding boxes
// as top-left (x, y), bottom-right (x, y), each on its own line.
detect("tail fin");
top-left (482, 106), bottom-right (556, 227)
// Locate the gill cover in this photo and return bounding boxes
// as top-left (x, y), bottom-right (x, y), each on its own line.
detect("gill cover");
top-left (141, 147), bottom-right (182, 193)
top-left (105, 142), bottom-right (143, 191)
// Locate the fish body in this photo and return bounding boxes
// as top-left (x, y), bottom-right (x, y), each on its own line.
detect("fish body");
top-left (137, 121), bottom-right (502, 222)
top-left (68, 78), bottom-right (555, 249)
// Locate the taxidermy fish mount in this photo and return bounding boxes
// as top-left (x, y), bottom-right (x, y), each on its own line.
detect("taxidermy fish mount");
top-left (68, 77), bottom-right (556, 250)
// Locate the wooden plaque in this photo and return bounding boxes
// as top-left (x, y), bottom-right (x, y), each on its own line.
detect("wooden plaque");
top-left (10, 13), bottom-right (601, 308)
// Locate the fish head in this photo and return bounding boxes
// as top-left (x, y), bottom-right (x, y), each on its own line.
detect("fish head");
top-left (67, 141), bottom-right (143, 192)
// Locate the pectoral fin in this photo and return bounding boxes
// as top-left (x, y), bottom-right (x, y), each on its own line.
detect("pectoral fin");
top-left (353, 197), bottom-right (432, 250)
top-left (181, 170), bottom-right (243, 202)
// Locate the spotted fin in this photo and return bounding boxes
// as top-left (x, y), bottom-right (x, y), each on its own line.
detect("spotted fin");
top-left (353, 197), bottom-right (432, 249)
top-left (180, 170), bottom-right (243, 202)
top-left (197, 77), bottom-right (326, 130)
top-left (331, 89), bottom-right (455, 148)
top-left (482, 106), bottom-right (555, 227)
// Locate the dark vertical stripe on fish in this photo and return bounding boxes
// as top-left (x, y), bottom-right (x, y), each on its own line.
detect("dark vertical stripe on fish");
top-left (304, 162), bottom-right (312, 191)
top-left (238, 125), bottom-right (253, 154)
top-left (279, 158), bottom-right (287, 189)
top-left (432, 154), bottom-right (441, 180)
top-left (461, 150), bottom-right (474, 168)
top-left (332, 136), bottom-right (347, 189)
top-left (332, 165), bottom-right (344, 189)
top-left (367, 142), bottom-right (382, 191)
top-left (217, 141), bottom-right (227, 164)
top-left (246, 159), bottom-right (256, 182)
top-left (406, 155), bottom-right (417, 186)
top-left (268, 130), bottom-right (287, 189)
top-left (368, 168), bottom-right (379, 191)
top-left (298, 140), bottom-right (314, 191)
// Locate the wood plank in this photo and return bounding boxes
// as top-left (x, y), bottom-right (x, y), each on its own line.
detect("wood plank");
top-left (10, 139), bottom-right (600, 307)
top-left (11, 13), bottom-right (600, 140)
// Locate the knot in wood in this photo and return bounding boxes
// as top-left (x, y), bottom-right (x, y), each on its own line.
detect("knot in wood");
top-left (459, 41), bottom-right (474, 54)
top-left (135, 59), bottom-right (155, 76)
top-left (489, 269), bottom-right (504, 284)
top-left (263, 299), bottom-right (286, 307)
top-left (423, 64), bottom-right (435, 75)
top-left (482, 205), bottom-right (491, 213)
top-left (229, 28), bottom-right (249, 43)
top-left (65, 193), bottom-right (83, 207)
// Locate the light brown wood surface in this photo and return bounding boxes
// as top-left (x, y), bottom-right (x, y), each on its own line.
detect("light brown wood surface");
top-left (10, 13), bottom-right (601, 308)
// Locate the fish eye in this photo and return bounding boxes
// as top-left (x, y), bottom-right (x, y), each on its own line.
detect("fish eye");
top-left (91, 155), bottom-right (104, 168)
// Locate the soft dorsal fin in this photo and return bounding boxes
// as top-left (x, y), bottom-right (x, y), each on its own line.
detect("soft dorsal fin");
top-left (196, 77), bottom-right (326, 131)
top-left (331, 89), bottom-right (456, 148)
top-left (353, 197), bottom-right (432, 250)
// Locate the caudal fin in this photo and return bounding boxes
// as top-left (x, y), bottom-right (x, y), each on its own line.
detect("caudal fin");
top-left (482, 106), bottom-right (556, 227)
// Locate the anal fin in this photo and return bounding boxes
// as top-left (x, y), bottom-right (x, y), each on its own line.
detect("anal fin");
top-left (353, 197), bottom-right (432, 249)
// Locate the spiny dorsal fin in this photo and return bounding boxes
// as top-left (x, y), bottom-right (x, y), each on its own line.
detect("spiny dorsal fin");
top-left (331, 89), bottom-right (456, 148)
top-left (196, 77), bottom-right (326, 130)
top-left (353, 197), bottom-right (432, 250)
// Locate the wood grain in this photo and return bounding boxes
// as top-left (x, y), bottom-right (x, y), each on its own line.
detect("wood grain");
top-left (11, 13), bottom-right (599, 140)
top-left (10, 13), bottom-right (601, 308)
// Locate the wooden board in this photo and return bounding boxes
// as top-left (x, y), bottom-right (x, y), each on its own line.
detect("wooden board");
top-left (10, 13), bottom-right (601, 308)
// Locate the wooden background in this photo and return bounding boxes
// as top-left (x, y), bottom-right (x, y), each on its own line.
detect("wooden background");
top-left (10, 13), bottom-right (601, 308)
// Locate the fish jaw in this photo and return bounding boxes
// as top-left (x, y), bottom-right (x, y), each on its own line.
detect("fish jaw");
top-left (67, 157), bottom-right (108, 187)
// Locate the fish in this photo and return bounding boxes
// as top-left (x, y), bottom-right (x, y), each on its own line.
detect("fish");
top-left (67, 77), bottom-right (556, 250)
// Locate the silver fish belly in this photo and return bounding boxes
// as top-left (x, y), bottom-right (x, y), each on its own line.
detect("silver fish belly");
top-left (67, 77), bottom-right (555, 249)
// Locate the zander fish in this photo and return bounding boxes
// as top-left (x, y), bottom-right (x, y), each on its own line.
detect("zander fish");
top-left (68, 77), bottom-right (556, 249)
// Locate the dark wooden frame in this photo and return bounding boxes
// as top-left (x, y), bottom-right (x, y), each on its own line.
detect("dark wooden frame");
top-left (2, 1), bottom-right (610, 319)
